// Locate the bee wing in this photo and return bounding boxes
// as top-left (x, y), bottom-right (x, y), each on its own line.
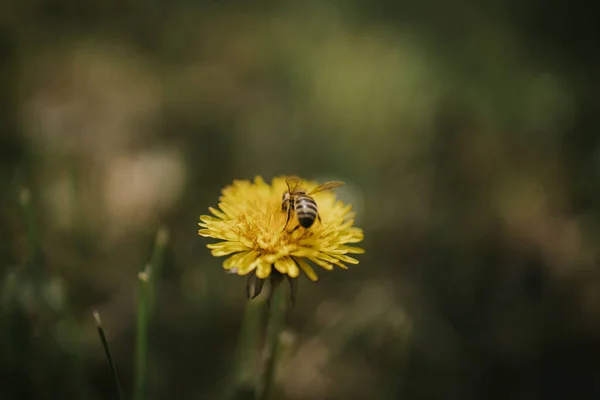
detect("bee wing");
top-left (286, 176), bottom-right (301, 193)
top-left (308, 181), bottom-right (345, 195)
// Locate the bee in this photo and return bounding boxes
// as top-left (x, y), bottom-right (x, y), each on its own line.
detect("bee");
top-left (282, 176), bottom-right (345, 231)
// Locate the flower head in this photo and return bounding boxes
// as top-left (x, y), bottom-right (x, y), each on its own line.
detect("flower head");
top-left (198, 176), bottom-right (364, 285)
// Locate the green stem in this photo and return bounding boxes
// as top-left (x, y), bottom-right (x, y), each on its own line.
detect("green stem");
top-left (19, 188), bottom-right (44, 278)
top-left (222, 298), bottom-right (263, 400)
top-left (260, 281), bottom-right (287, 400)
top-left (134, 266), bottom-right (151, 400)
top-left (235, 299), bottom-right (263, 382)
top-left (148, 227), bottom-right (169, 316)
top-left (93, 311), bottom-right (125, 400)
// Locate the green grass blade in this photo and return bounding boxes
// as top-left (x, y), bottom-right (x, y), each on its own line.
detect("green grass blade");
top-left (223, 297), bottom-right (264, 400)
top-left (235, 299), bottom-right (263, 384)
top-left (19, 188), bottom-right (44, 279)
top-left (134, 266), bottom-right (151, 400)
top-left (93, 311), bottom-right (125, 400)
top-left (147, 227), bottom-right (169, 316)
top-left (259, 282), bottom-right (288, 400)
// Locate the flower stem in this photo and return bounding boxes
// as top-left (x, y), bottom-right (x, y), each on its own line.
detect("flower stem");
top-left (148, 227), bottom-right (169, 316)
top-left (134, 266), bottom-right (151, 400)
top-left (223, 298), bottom-right (264, 400)
top-left (93, 311), bottom-right (125, 400)
top-left (235, 300), bottom-right (263, 382)
top-left (19, 188), bottom-right (44, 281)
top-left (260, 278), bottom-right (287, 400)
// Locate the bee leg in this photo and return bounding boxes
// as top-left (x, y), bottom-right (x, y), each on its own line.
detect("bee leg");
top-left (317, 213), bottom-right (322, 224)
top-left (282, 205), bottom-right (292, 232)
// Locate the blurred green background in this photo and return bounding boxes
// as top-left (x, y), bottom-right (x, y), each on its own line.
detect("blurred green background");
top-left (1, 0), bottom-right (600, 399)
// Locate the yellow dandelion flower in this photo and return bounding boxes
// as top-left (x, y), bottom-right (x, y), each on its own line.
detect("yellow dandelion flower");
top-left (198, 176), bottom-right (364, 295)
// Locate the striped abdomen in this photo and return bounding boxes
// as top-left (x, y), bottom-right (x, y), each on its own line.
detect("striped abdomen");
top-left (294, 195), bottom-right (318, 228)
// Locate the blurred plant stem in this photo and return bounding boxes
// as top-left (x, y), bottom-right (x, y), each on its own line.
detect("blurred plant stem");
top-left (259, 277), bottom-right (287, 400)
top-left (19, 188), bottom-right (44, 281)
top-left (94, 311), bottom-right (125, 400)
top-left (148, 227), bottom-right (169, 316)
top-left (133, 227), bottom-right (168, 400)
top-left (226, 298), bottom-right (263, 399)
top-left (134, 266), bottom-right (151, 400)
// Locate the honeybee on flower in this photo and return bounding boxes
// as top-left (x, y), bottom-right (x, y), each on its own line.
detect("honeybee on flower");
top-left (281, 176), bottom-right (345, 232)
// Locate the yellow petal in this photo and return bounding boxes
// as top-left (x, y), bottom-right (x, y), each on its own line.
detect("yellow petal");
top-left (315, 253), bottom-right (348, 269)
top-left (224, 251), bottom-right (260, 272)
top-left (340, 219), bottom-right (355, 230)
top-left (233, 179), bottom-right (251, 189)
top-left (342, 228), bottom-right (364, 243)
top-left (308, 257), bottom-right (334, 270)
top-left (200, 215), bottom-right (221, 224)
top-left (327, 245), bottom-right (365, 255)
top-left (292, 247), bottom-right (321, 259)
top-left (218, 202), bottom-right (236, 218)
top-left (263, 254), bottom-right (279, 264)
top-left (223, 251), bottom-right (251, 270)
top-left (207, 241), bottom-right (248, 256)
top-left (198, 229), bottom-right (222, 239)
top-left (237, 255), bottom-right (260, 275)
top-left (209, 207), bottom-right (227, 219)
top-left (275, 257), bottom-right (298, 278)
top-left (286, 257), bottom-right (299, 278)
top-left (255, 261), bottom-right (272, 279)
top-left (274, 259), bottom-right (288, 274)
top-left (294, 257), bottom-right (318, 281)
top-left (331, 253), bottom-right (359, 265)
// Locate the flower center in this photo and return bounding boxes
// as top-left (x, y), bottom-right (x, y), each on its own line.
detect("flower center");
top-left (238, 199), bottom-right (315, 254)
